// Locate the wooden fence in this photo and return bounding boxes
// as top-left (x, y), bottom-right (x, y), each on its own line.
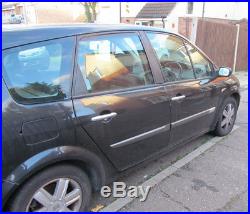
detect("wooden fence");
top-left (195, 19), bottom-right (248, 71)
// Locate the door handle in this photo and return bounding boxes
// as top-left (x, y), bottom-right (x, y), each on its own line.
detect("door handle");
top-left (171, 95), bottom-right (186, 101)
top-left (91, 112), bottom-right (117, 122)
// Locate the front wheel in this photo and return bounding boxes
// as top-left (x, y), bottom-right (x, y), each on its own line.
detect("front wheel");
top-left (10, 164), bottom-right (91, 212)
top-left (213, 97), bottom-right (238, 136)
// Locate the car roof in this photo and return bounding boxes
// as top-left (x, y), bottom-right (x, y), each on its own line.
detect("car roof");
top-left (2, 24), bottom-right (170, 50)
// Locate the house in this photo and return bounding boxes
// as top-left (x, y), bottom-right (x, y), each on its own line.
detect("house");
top-left (120, 2), bottom-right (146, 25)
top-left (95, 2), bottom-right (121, 24)
top-left (2, 2), bottom-right (86, 24)
top-left (2, 2), bottom-right (24, 24)
top-left (134, 2), bottom-right (248, 35)
top-left (3, 2), bottom-right (247, 32)
top-left (176, 2), bottom-right (248, 41)
top-left (135, 2), bottom-right (176, 28)
top-left (96, 2), bottom-right (146, 24)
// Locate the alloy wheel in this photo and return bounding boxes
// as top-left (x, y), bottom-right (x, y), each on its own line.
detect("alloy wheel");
top-left (26, 178), bottom-right (82, 212)
top-left (221, 103), bottom-right (235, 131)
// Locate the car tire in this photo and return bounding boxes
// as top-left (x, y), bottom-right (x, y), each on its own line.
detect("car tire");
top-left (10, 164), bottom-right (91, 212)
top-left (213, 97), bottom-right (238, 136)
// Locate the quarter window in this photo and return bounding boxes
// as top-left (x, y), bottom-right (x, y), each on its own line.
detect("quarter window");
top-left (77, 33), bottom-right (154, 93)
top-left (147, 33), bottom-right (195, 82)
top-left (185, 43), bottom-right (214, 78)
top-left (3, 37), bottom-right (75, 104)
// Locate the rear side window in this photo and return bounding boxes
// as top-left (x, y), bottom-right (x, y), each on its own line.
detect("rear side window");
top-left (147, 32), bottom-right (195, 82)
top-left (77, 33), bottom-right (154, 93)
top-left (3, 37), bottom-right (75, 104)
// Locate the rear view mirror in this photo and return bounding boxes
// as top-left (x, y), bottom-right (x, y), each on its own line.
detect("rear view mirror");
top-left (218, 67), bottom-right (232, 77)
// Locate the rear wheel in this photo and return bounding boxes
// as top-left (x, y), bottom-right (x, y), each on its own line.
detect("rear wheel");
top-left (10, 164), bottom-right (91, 212)
top-left (214, 97), bottom-right (237, 136)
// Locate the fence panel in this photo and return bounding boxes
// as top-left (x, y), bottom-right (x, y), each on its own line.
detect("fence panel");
top-left (195, 19), bottom-right (248, 71)
top-left (236, 23), bottom-right (248, 70)
top-left (195, 19), bottom-right (236, 69)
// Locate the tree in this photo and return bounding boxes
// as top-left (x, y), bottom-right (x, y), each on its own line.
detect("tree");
top-left (80, 2), bottom-right (98, 23)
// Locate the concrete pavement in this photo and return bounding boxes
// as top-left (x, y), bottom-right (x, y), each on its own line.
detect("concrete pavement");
top-left (122, 119), bottom-right (248, 211)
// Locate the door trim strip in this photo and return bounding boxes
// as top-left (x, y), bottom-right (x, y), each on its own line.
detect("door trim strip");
top-left (171, 107), bottom-right (216, 128)
top-left (110, 124), bottom-right (170, 148)
top-left (110, 107), bottom-right (215, 149)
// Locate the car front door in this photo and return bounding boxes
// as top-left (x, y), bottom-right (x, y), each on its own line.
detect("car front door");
top-left (146, 32), bottom-right (220, 147)
top-left (72, 32), bottom-right (171, 170)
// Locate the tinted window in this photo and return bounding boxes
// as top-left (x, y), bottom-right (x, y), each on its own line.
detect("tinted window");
top-left (77, 33), bottom-right (154, 93)
top-left (147, 33), bottom-right (195, 82)
top-left (3, 37), bottom-right (74, 104)
top-left (185, 43), bottom-right (214, 78)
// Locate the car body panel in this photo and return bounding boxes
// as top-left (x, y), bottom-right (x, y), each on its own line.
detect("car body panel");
top-left (73, 85), bottom-right (172, 170)
top-left (169, 78), bottom-right (220, 146)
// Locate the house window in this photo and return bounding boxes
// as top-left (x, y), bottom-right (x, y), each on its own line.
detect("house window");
top-left (187, 2), bottom-right (194, 14)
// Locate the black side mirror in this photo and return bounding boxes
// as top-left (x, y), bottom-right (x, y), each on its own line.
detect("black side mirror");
top-left (218, 67), bottom-right (232, 77)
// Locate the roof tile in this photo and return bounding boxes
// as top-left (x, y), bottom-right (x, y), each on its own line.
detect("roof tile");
top-left (136, 2), bottom-right (176, 18)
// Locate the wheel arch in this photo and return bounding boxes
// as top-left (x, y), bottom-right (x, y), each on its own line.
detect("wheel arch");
top-left (3, 146), bottom-right (107, 209)
top-left (230, 92), bottom-right (240, 107)
top-left (211, 91), bottom-right (240, 131)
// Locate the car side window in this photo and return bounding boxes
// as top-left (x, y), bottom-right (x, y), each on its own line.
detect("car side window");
top-left (185, 43), bottom-right (214, 79)
top-left (147, 32), bottom-right (195, 82)
top-left (3, 37), bottom-right (75, 104)
top-left (77, 33), bottom-right (154, 93)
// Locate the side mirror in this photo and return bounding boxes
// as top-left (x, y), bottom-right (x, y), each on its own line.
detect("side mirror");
top-left (218, 67), bottom-right (232, 77)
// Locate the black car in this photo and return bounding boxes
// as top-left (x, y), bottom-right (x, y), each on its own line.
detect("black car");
top-left (2, 24), bottom-right (240, 211)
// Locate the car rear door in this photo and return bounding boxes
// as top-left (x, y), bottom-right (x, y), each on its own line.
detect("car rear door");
top-left (72, 31), bottom-right (172, 170)
top-left (146, 32), bottom-right (220, 147)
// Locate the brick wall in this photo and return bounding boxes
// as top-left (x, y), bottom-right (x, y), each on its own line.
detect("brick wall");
top-left (178, 17), bottom-right (193, 39)
top-left (121, 17), bottom-right (136, 24)
top-left (35, 9), bottom-right (86, 24)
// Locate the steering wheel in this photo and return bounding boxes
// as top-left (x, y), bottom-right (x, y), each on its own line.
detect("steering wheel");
top-left (160, 56), bottom-right (183, 81)
top-left (162, 67), bottom-right (178, 82)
